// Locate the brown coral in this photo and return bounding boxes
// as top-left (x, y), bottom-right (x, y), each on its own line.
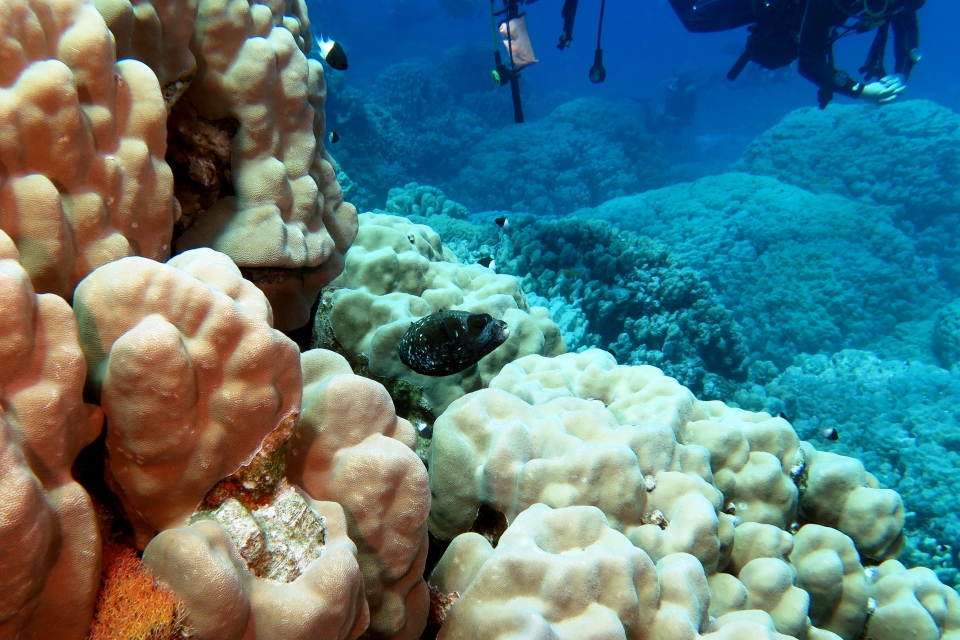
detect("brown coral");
top-left (0, 230), bottom-right (103, 640)
top-left (73, 248), bottom-right (302, 541)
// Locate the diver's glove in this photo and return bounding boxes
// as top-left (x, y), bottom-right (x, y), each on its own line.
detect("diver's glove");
top-left (859, 74), bottom-right (907, 104)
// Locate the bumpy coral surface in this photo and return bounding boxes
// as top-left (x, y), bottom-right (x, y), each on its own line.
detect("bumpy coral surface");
top-left (451, 97), bottom-right (668, 215)
top-left (385, 183), bottom-right (470, 220)
top-left (143, 489), bottom-right (370, 640)
top-left (865, 560), bottom-right (960, 639)
top-left (316, 212), bottom-right (564, 414)
top-left (287, 349), bottom-right (431, 640)
top-left (430, 504), bottom-right (806, 640)
top-left (738, 349), bottom-right (960, 586)
top-left (170, 0), bottom-right (357, 329)
top-left (428, 349), bottom-right (916, 639)
top-left (498, 215), bottom-right (750, 393)
top-left (73, 248), bottom-right (302, 539)
top-left (93, 0), bottom-right (198, 98)
top-left (738, 100), bottom-right (960, 221)
top-left (582, 172), bottom-right (951, 366)
top-left (0, 0), bottom-right (176, 299)
top-left (934, 299), bottom-right (960, 368)
top-left (0, 231), bottom-right (103, 640)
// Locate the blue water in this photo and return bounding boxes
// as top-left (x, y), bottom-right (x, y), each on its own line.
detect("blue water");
top-left (313, 0), bottom-right (960, 143)
top-left (310, 0), bottom-right (960, 589)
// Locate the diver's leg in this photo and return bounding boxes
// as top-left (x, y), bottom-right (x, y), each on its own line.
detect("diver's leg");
top-left (668, 0), bottom-right (765, 32)
top-left (642, 100), bottom-right (666, 134)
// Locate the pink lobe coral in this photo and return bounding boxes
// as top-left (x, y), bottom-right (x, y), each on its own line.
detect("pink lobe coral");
top-left (0, 0), bottom-right (176, 299)
top-left (0, 230), bottom-right (103, 639)
top-left (73, 248), bottom-right (302, 539)
top-left (287, 349), bottom-right (431, 640)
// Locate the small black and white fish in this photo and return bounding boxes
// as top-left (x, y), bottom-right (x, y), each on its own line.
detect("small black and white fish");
top-left (314, 34), bottom-right (348, 70)
top-left (399, 310), bottom-right (510, 376)
top-left (494, 216), bottom-right (509, 228)
top-left (328, 131), bottom-right (340, 144)
top-left (821, 427), bottom-right (839, 441)
top-left (477, 256), bottom-right (494, 268)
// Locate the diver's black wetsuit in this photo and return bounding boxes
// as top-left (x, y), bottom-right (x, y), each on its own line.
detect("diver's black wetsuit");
top-left (799, 0), bottom-right (925, 99)
top-left (669, 0), bottom-right (925, 99)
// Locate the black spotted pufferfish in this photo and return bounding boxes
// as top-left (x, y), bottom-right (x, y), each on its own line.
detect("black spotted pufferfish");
top-left (398, 310), bottom-right (510, 376)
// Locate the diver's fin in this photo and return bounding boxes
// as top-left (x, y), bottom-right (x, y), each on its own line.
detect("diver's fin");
top-left (727, 50), bottom-right (751, 81)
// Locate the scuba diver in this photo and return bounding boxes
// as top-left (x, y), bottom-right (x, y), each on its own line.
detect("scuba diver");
top-left (641, 73), bottom-right (698, 133)
top-left (667, 0), bottom-right (926, 108)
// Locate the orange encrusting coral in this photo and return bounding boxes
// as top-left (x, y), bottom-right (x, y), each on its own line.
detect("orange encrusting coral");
top-left (87, 537), bottom-right (187, 640)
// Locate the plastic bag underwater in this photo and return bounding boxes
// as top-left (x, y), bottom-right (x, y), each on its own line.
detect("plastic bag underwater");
top-left (500, 14), bottom-right (538, 70)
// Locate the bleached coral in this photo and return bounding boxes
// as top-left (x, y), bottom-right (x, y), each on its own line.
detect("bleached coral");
top-left (316, 212), bottom-right (564, 415)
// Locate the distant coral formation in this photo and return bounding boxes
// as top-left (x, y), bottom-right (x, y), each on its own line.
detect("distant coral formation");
top-left (934, 299), bottom-right (960, 368)
top-left (581, 172), bottom-right (953, 367)
top-left (497, 216), bottom-right (749, 394)
top-left (451, 97), bottom-right (669, 214)
top-left (739, 100), bottom-right (960, 223)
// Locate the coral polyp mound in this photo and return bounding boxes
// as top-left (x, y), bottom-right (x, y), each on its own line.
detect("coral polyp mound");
top-left (0, 230), bottom-right (103, 640)
top-left (427, 349), bottom-right (923, 639)
top-left (143, 487), bottom-right (370, 640)
top-left (0, 0), bottom-right (176, 299)
top-left (429, 504), bottom-right (805, 640)
top-left (170, 0), bottom-right (357, 330)
top-left (287, 349), bottom-right (431, 640)
top-left (73, 248), bottom-right (302, 540)
top-left (315, 212), bottom-right (564, 416)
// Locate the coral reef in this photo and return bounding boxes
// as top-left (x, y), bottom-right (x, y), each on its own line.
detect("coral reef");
top-left (73, 249), bottom-right (302, 541)
top-left (386, 183), bottom-right (471, 220)
top-left (167, 0), bottom-right (356, 330)
top-left (738, 100), bottom-right (960, 223)
top-left (934, 299), bottom-right (960, 368)
top-left (430, 503), bottom-right (808, 640)
top-left (287, 349), bottom-right (431, 640)
top-left (326, 56), bottom-right (498, 208)
top-left (581, 172), bottom-right (952, 367)
top-left (426, 349), bottom-right (921, 639)
top-left (93, 0), bottom-right (199, 99)
top-left (450, 97), bottom-right (669, 214)
top-left (143, 488), bottom-right (370, 640)
top-left (314, 212), bottom-right (564, 416)
top-left (0, 0), bottom-right (176, 299)
top-left (2, 0), bottom-right (960, 637)
top-left (378, 185), bottom-right (747, 396)
top-left (736, 349), bottom-right (960, 587)
top-left (497, 215), bottom-right (750, 394)
top-left (0, 231), bottom-right (103, 640)
top-left (865, 560), bottom-right (960, 638)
